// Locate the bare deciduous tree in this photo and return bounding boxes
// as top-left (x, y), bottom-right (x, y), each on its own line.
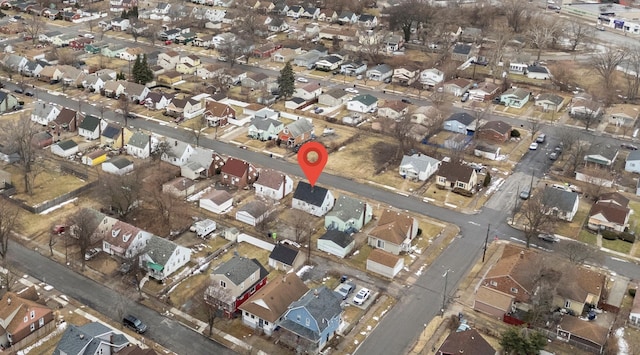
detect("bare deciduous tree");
top-left (67, 208), bottom-right (102, 271)
top-left (0, 199), bottom-right (20, 262)
top-left (99, 172), bottom-right (143, 219)
top-left (528, 16), bottom-right (562, 61)
top-left (565, 20), bottom-right (595, 51)
top-left (590, 46), bottom-right (626, 106)
top-left (287, 210), bottom-right (313, 243)
top-left (23, 13), bottom-right (45, 45)
top-left (558, 242), bottom-right (601, 265)
top-left (204, 281), bottom-right (235, 321)
top-left (621, 46), bottom-right (640, 100)
top-left (519, 192), bottom-right (556, 248)
top-left (503, 0), bottom-right (534, 33)
top-left (0, 114), bottom-right (42, 195)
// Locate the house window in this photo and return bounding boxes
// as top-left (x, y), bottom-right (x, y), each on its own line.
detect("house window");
top-left (376, 240), bottom-right (385, 248)
top-left (457, 182), bottom-right (465, 188)
top-left (565, 300), bottom-right (571, 308)
top-left (24, 316), bottom-right (28, 322)
top-left (31, 311), bottom-right (35, 319)
top-left (438, 177), bottom-right (446, 183)
top-left (251, 314), bottom-right (255, 319)
top-left (220, 280), bottom-right (226, 288)
top-left (489, 281), bottom-right (497, 287)
top-left (39, 318), bottom-right (44, 327)
top-left (264, 321), bottom-right (269, 325)
top-left (305, 318), bottom-right (310, 326)
top-left (510, 287), bottom-right (518, 294)
top-left (30, 323), bottom-right (35, 332)
top-left (297, 315), bottom-right (301, 322)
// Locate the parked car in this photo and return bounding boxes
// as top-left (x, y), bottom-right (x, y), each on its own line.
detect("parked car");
top-left (335, 282), bottom-right (356, 300)
top-left (83, 33), bottom-right (95, 39)
top-left (538, 233), bottom-right (559, 243)
top-left (535, 133), bottom-right (546, 143)
top-left (84, 248), bottom-right (101, 261)
top-left (123, 315), bottom-right (148, 333)
top-left (14, 88), bottom-right (24, 94)
top-left (25, 91), bottom-right (34, 97)
top-left (344, 88), bottom-right (359, 94)
top-left (460, 92), bottom-right (469, 102)
top-left (296, 77), bottom-right (309, 83)
top-left (492, 97), bottom-right (502, 104)
top-left (529, 142), bottom-right (539, 150)
top-left (621, 143), bottom-right (638, 150)
top-left (519, 189), bottom-right (530, 200)
top-left (549, 151), bottom-right (559, 160)
top-left (353, 288), bottom-right (371, 305)
top-left (401, 98), bottom-right (411, 104)
top-left (313, 107), bottom-right (324, 114)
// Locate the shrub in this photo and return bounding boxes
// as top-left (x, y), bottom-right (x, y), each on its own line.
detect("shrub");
top-left (619, 232), bottom-right (636, 243)
top-left (601, 230), bottom-right (618, 241)
top-left (483, 173), bottom-right (491, 187)
top-left (629, 288), bottom-right (637, 297)
top-left (510, 129), bottom-right (521, 138)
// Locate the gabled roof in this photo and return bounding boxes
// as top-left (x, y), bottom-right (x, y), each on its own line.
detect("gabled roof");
top-left (128, 131), bottom-right (150, 149)
top-left (269, 244), bottom-right (299, 265)
top-left (379, 100), bottom-right (408, 112)
top-left (368, 248), bottom-right (402, 267)
top-left (437, 329), bottom-right (496, 355)
top-left (293, 181), bottom-right (330, 206)
top-left (56, 139), bottom-right (77, 151)
top-left (527, 65), bottom-right (549, 73)
top-left (368, 64), bottom-right (392, 74)
top-left (368, 209), bottom-right (414, 244)
top-left (589, 201), bottom-right (630, 225)
top-left (238, 200), bottom-right (269, 218)
top-left (212, 256), bottom-right (268, 286)
top-left (319, 230), bottom-right (354, 248)
top-left (558, 315), bottom-right (608, 346)
top-left (536, 93), bottom-right (564, 105)
top-left (284, 119), bottom-right (313, 137)
top-left (326, 195), bottom-right (367, 224)
top-left (1, 292), bottom-right (53, 340)
top-left (55, 107), bottom-right (77, 124)
top-left (279, 286), bottom-right (342, 341)
top-left (598, 192), bottom-right (629, 207)
top-left (107, 220), bottom-right (143, 250)
top-left (102, 124), bottom-right (121, 139)
top-left (437, 161), bottom-right (474, 182)
top-left (145, 235), bottom-right (180, 266)
top-left (350, 94), bottom-right (377, 106)
top-left (250, 117), bottom-right (282, 131)
top-left (542, 187), bottom-right (578, 212)
top-left (106, 156), bottom-right (133, 169)
top-left (239, 274), bottom-right (308, 323)
top-left (32, 101), bottom-right (58, 119)
top-left (399, 154), bottom-right (439, 173)
top-left (221, 157), bottom-right (250, 177)
top-left (479, 120), bottom-right (511, 135)
top-left (79, 115), bottom-right (100, 131)
top-left (446, 112), bottom-right (475, 125)
top-left (255, 169), bottom-right (287, 189)
top-left (502, 87), bottom-right (529, 100)
top-left (453, 43), bottom-right (472, 55)
top-left (201, 189), bottom-right (233, 204)
top-left (585, 143), bottom-right (618, 162)
top-left (53, 322), bottom-right (129, 355)
top-left (322, 88), bottom-right (348, 99)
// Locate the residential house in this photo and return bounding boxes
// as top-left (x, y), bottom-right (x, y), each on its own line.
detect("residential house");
top-left (199, 189), bottom-right (233, 214)
top-left (267, 17), bottom-right (288, 33)
top-left (82, 150), bottom-right (108, 166)
top-left (161, 139), bottom-right (194, 166)
top-left (253, 43), bottom-right (282, 59)
top-left (292, 182), bottom-right (335, 217)
top-left (101, 123), bottom-right (128, 148)
top-left (541, 187), bottom-right (580, 222)
top-left (324, 195), bottom-right (373, 233)
top-left (420, 68), bottom-right (444, 88)
top-left (53, 322), bottom-right (132, 355)
top-left (102, 220), bottom-right (152, 258)
top-left (101, 43), bottom-right (128, 58)
top-left (366, 64), bottom-right (393, 82)
top-left (468, 81), bottom-right (500, 101)
top-left (77, 115), bottom-right (101, 140)
top-left (286, 5), bottom-right (304, 18)
top-left (248, 117), bottom-right (284, 141)
top-left (300, 5), bottom-right (319, 19)
top-left (119, 47), bottom-right (145, 62)
top-left (625, 150), bottom-right (640, 173)
top-left (157, 50), bottom-right (181, 70)
top-left (377, 100), bottom-right (409, 120)
top-left (366, 249), bottom-right (404, 278)
top-left (527, 65), bottom-right (551, 80)
top-left (435, 161), bottom-right (478, 194)
top-left (181, 148), bottom-right (225, 180)
top-left (340, 60), bottom-right (367, 76)
top-left (384, 33), bottom-right (404, 51)
top-left (630, 285), bottom-right (640, 327)
top-left (367, 209), bottom-right (418, 255)
top-left (50, 108), bottom-right (79, 134)
top-left (166, 97), bottom-right (204, 119)
top-left (570, 98), bottom-right (602, 119)
top-left (157, 70), bottom-right (183, 85)
top-left (347, 94), bottom-right (378, 113)
top-left (236, 200), bottom-right (271, 226)
top-left (315, 54), bottom-right (343, 72)
top-left (318, 9), bottom-right (337, 22)
top-left (272, 48), bottom-right (300, 63)
top-left (111, 17), bottom-right (130, 31)
top-left (317, 230), bottom-right (355, 258)
top-left (0, 92), bottom-right (19, 113)
top-left (0, 144), bottom-right (20, 163)
top-left (318, 88), bottom-right (349, 106)
top-left (358, 14), bottom-right (377, 28)
top-left (38, 65), bottom-right (63, 83)
top-left (443, 78), bottom-right (474, 97)
top-left (2, 54), bottom-right (28, 73)
top-left (535, 93), bottom-right (565, 112)
top-left (206, 256), bottom-right (269, 317)
top-left (103, 80), bottom-right (126, 98)
top-left (197, 63), bottom-right (225, 79)
top-left (474, 144), bottom-right (501, 160)
top-left (608, 104), bottom-right (639, 127)
top-left (499, 88), bottom-right (530, 108)
top-left (30, 102), bottom-right (60, 126)
top-left (51, 140), bottom-right (78, 158)
top-left (294, 50), bottom-right (327, 69)
top-left (337, 11), bottom-right (358, 24)
top-left (584, 143), bottom-right (618, 168)
top-left (587, 193), bottom-right (631, 232)
top-left (392, 67), bottom-right (419, 86)
top-left (102, 157), bottom-right (134, 175)
top-left (176, 55), bottom-right (202, 75)
top-left (277, 287), bottom-right (342, 354)
top-left (556, 316), bottom-right (608, 354)
top-left (242, 72), bottom-right (272, 89)
top-left (221, 157), bottom-right (259, 188)
top-left (31, 132), bottom-right (53, 149)
top-left (85, 42), bottom-right (109, 54)
top-left (254, 169), bottom-right (294, 200)
top-left (476, 120), bottom-right (512, 143)
top-left (509, 62), bottom-right (528, 75)
top-left (38, 30), bottom-right (63, 43)
top-left (140, 235), bottom-right (192, 281)
top-left (22, 60), bottom-right (45, 77)
top-left (460, 27), bottom-right (483, 43)
top-left (239, 274), bottom-right (308, 336)
top-left (268, 244), bottom-right (305, 272)
top-left (143, 92), bottom-right (174, 111)
top-left (398, 154), bottom-right (441, 181)
top-left (451, 44), bottom-right (473, 61)
top-left (278, 119), bottom-right (314, 146)
top-left (203, 100), bottom-right (235, 127)
top-left (0, 292), bottom-right (55, 350)
top-left (473, 285), bottom-right (515, 318)
top-left (294, 83), bottom-right (322, 101)
top-left (126, 131), bottom-right (152, 159)
top-left (443, 112), bottom-right (476, 135)
top-left (436, 329), bottom-right (496, 355)
top-left (124, 82), bottom-right (149, 103)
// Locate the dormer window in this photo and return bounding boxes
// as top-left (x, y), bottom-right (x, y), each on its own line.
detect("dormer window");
top-left (123, 233), bottom-right (131, 243)
top-left (112, 229), bottom-right (121, 238)
top-left (31, 310), bottom-right (35, 319)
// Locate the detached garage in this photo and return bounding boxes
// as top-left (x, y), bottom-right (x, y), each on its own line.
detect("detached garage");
top-left (102, 157), bottom-right (134, 175)
top-left (82, 149), bottom-right (108, 166)
top-left (473, 286), bottom-right (514, 318)
top-left (366, 249), bottom-right (403, 279)
top-left (235, 200), bottom-right (270, 226)
top-left (317, 230), bottom-right (354, 258)
top-left (200, 189), bottom-right (233, 214)
top-left (51, 140), bottom-right (79, 157)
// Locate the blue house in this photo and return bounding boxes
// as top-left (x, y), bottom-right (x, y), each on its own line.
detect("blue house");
top-left (277, 286), bottom-right (342, 354)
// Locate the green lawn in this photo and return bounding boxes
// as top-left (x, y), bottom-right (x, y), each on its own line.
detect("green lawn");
top-left (602, 238), bottom-right (633, 254)
top-left (628, 201), bottom-right (640, 235)
top-left (578, 230), bottom-right (598, 245)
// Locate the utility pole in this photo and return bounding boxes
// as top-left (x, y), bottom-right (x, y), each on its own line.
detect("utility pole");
top-left (483, 224), bottom-right (490, 262)
top-left (512, 184), bottom-right (520, 223)
top-left (441, 269), bottom-right (451, 316)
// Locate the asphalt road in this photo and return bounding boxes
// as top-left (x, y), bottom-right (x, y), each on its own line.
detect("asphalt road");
top-left (7, 240), bottom-right (236, 355)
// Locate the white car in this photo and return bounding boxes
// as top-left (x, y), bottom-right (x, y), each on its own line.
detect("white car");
top-left (344, 88), bottom-right (359, 94)
top-left (353, 288), bottom-right (371, 305)
top-left (529, 142), bottom-right (538, 150)
top-left (84, 33), bottom-right (95, 39)
top-left (297, 77), bottom-right (309, 83)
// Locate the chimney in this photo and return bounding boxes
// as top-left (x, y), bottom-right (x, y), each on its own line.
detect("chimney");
top-left (79, 334), bottom-right (85, 339)
top-left (313, 289), bottom-right (319, 298)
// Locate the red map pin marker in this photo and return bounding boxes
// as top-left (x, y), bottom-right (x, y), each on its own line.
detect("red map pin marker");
top-left (297, 141), bottom-right (328, 187)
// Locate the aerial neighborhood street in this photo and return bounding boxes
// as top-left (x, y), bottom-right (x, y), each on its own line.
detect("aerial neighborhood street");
top-left (3, 1), bottom-right (640, 355)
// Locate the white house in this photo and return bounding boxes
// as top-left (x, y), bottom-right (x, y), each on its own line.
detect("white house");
top-left (366, 249), bottom-right (404, 279)
top-left (140, 235), bottom-right (192, 281)
top-left (420, 68), bottom-right (444, 87)
top-left (292, 182), bottom-right (335, 217)
top-left (51, 140), bottom-right (79, 158)
top-left (366, 64), bottom-right (393, 82)
top-left (526, 65), bottom-right (551, 80)
top-left (199, 189), bottom-right (233, 214)
top-left (31, 102), bottom-right (60, 126)
top-left (346, 94), bottom-right (378, 113)
top-left (254, 169), bottom-right (294, 200)
top-left (398, 154), bottom-right (440, 181)
top-left (317, 230), bottom-right (355, 258)
top-left (294, 83), bottom-right (322, 101)
top-left (102, 157), bottom-right (134, 175)
top-left (443, 112), bottom-right (476, 135)
top-left (235, 200), bottom-right (271, 226)
top-left (161, 139), bottom-right (195, 166)
top-left (102, 220), bottom-right (152, 258)
top-left (78, 115), bottom-right (102, 140)
top-left (126, 131), bottom-right (154, 159)
top-left (625, 150), bottom-right (640, 173)
top-left (630, 287), bottom-right (640, 327)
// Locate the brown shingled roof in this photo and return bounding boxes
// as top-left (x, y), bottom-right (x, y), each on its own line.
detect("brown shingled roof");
top-left (437, 328), bottom-right (496, 355)
top-left (255, 169), bottom-right (286, 190)
top-left (368, 248), bottom-right (402, 267)
top-left (437, 161), bottom-right (474, 183)
top-left (479, 120), bottom-right (511, 135)
top-left (368, 209), bottom-right (414, 245)
top-left (589, 201), bottom-right (630, 225)
top-left (221, 157), bottom-right (249, 178)
top-left (239, 274), bottom-right (308, 323)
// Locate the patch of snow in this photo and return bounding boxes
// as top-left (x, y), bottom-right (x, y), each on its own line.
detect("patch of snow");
top-left (296, 265), bottom-right (313, 277)
top-left (415, 265), bottom-right (426, 277)
top-left (17, 322), bottom-right (67, 354)
top-left (43, 284), bottom-right (54, 291)
top-left (366, 325), bottom-right (371, 331)
top-left (187, 186), bottom-right (212, 202)
top-left (409, 254), bottom-right (416, 259)
top-left (352, 250), bottom-right (359, 256)
top-left (485, 177), bottom-right (505, 196)
top-left (372, 316), bottom-right (379, 321)
top-left (39, 198), bottom-right (78, 215)
top-left (403, 267), bottom-right (410, 271)
top-left (360, 331), bottom-right (367, 335)
top-left (616, 328), bottom-right (629, 355)
top-left (354, 340), bottom-right (359, 345)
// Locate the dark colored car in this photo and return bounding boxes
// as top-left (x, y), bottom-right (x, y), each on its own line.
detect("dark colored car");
top-left (123, 315), bottom-right (148, 333)
top-left (25, 91), bottom-right (34, 97)
top-left (14, 88), bottom-right (24, 94)
top-left (335, 282), bottom-right (356, 300)
top-left (538, 233), bottom-right (559, 243)
top-left (401, 98), bottom-right (411, 104)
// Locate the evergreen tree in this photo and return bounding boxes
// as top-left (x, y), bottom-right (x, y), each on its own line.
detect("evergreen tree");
top-left (500, 328), bottom-right (546, 355)
top-left (116, 71), bottom-right (126, 80)
top-left (130, 6), bottom-right (139, 19)
top-left (121, 9), bottom-right (128, 19)
top-left (132, 55), bottom-right (142, 83)
top-left (277, 61), bottom-right (295, 99)
top-left (139, 54), bottom-right (153, 84)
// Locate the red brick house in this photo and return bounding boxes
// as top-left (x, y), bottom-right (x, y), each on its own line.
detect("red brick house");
top-left (220, 157), bottom-right (259, 188)
top-left (278, 118), bottom-right (314, 146)
top-left (252, 43), bottom-right (282, 58)
top-left (69, 37), bottom-right (93, 51)
top-left (476, 120), bottom-right (512, 143)
top-left (49, 107), bottom-right (79, 135)
top-left (203, 100), bottom-right (235, 127)
top-left (0, 291), bottom-right (55, 350)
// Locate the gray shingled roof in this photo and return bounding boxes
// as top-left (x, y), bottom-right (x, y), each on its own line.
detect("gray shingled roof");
top-left (399, 154), bottom-right (439, 175)
top-left (293, 181), bottom-right (330, 206)
top-left (213, 256), bottom-right (268, 286)
top-left (284, 119), bottom-right (313, 138)
top-left (278, 286), bottom-right (342, 341)
top-left (32, 102), bottom-right (57, 120)
top-left (238, 200), bottom-right (269, 218)
top-left (128, 131), bottom-right (150, 149)
top-left (57, 140), bottom-right (78, 151)
top-left (542, 187), bottom-right (578, 213)
top-left (326, 195), bottom-right (366, 224)
top-left (319, 230), bottom-right (353, 248)
top-left (53, 322), bottom-right (129, 355)
top-left (269, 244), bottom-right (299, 266)
top-left (79, 115), bottom-right (100, 131)
top-left (251, 117), bottom-right (282, 131)
top-left (107, 156), bottom-right (133, 169)
top-left (446, 112), bottom-right (475, 126)
top-left (145, 235), bottom-right (179, 267)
